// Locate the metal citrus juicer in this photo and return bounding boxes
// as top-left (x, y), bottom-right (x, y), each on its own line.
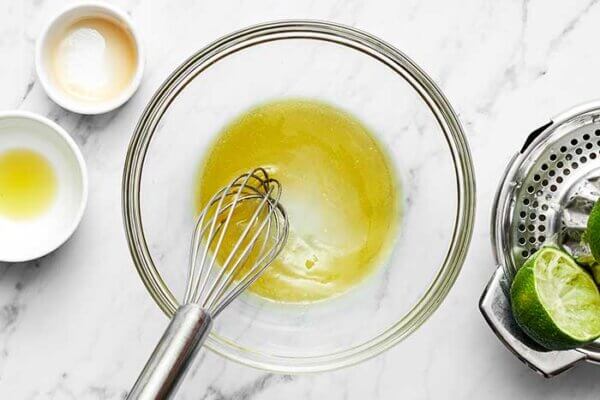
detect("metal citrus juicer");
top-left (480, 100), bottom-right (600, 377)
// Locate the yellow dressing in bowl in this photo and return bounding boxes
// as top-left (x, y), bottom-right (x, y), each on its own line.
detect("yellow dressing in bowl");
top-left (0, 149), bottom-right (57, 219)
top-left (196, 99), bottom-right (400, 303)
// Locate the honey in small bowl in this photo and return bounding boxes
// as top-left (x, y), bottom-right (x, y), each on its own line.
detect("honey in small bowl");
top-left (49, 16), bottom-right (138, 103)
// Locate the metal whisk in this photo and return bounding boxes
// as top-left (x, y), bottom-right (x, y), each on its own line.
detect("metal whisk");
top-left (127, 168), bottom-right (288, 399)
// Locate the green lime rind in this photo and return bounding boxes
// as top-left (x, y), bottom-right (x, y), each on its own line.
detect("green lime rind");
top-left (587, 200), bottom-right (600, 262)
top-left (511, 247), bottom-right (600, 350)
top-left (576, 252), bottom-right (596, 267)
top-left (589, 263), bottom-right (600, 286)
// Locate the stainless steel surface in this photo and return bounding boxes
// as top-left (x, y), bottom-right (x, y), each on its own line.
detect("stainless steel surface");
top-left (127, 305), bottom-right (212, 399)
top-left (127, 169), bottom-right (289, 398)
top-left (486, 100), bottom-right (600, 376)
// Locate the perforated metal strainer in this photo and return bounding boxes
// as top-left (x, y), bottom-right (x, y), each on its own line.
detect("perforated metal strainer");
top-left (480, 100), bottom-right (600, 377)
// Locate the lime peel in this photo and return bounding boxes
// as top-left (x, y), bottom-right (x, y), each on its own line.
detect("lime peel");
top-left (511, 247), bottom-right (600, 350)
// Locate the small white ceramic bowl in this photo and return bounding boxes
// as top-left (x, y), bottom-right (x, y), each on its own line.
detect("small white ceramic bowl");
top-left (35, 2), bottom-right (144, 115)
top-left (0, 111), bottom-right (88, 262)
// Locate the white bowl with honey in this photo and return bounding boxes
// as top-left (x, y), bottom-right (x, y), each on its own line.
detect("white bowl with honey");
top-left (0, 112), bottom-right (87, 262)
top-left (35, 2), bottom-right (144, 115)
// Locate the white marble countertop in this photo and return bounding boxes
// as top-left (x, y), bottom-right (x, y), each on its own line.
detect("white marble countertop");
top-left (1, 0), bottom-right (600, 398)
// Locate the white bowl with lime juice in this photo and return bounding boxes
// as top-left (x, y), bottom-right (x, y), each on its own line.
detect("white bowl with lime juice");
top-left (0, 112), bottom-right (87, 262)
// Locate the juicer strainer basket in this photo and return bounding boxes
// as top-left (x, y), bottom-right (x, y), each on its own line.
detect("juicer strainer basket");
top-left (481, 100), bottom-right (600, 377)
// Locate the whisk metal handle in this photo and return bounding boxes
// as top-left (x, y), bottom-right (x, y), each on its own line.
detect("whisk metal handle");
top-left (127, 304), bottom-right (212, 400)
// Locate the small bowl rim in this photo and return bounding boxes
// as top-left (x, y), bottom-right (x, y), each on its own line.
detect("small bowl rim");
top-left (35, 1), bottom-right (145, 115)
top-left (0, 110), bottom-right (88, 262)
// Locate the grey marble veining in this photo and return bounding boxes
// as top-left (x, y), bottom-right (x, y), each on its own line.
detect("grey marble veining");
top-left (1, 0), bottom-right (600, 399)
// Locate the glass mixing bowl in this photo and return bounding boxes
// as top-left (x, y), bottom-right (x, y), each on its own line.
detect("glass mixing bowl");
top-left (123, 20), bottom-right (476, 373)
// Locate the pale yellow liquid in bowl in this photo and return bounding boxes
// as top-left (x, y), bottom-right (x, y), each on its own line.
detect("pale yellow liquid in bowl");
top-left (0, 149), bottom-right (57, 219)
top-left (196, 100), bottom-right (400, 303)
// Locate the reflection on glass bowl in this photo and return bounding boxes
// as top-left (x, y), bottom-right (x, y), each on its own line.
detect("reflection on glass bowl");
top-left (123, 20), bottom-right (475, 373)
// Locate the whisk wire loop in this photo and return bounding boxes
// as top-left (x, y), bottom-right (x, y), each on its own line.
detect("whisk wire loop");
top-left (194, 173), bottom-right (257, 304)
top-left (183, 168), bottom-right (288, 316)
top-left (202, 185), bottom-right (275, 311)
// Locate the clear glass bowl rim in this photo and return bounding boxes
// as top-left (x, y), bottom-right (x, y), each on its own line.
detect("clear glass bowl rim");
top-left (122, 19), bottom-right (476, 373)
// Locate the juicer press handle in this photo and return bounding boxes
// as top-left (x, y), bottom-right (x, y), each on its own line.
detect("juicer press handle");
top-left (479, 268), bottom-right (586, 378)
top-left (127, 304), bottom-right (212, 400)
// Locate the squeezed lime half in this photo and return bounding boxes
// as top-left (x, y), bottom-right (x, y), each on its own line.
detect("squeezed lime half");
top-left (511, 247), bottom-right (600, 350)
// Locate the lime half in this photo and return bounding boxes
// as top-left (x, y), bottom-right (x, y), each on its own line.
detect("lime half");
top-left (511, 247), bottom-right (600, 350)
